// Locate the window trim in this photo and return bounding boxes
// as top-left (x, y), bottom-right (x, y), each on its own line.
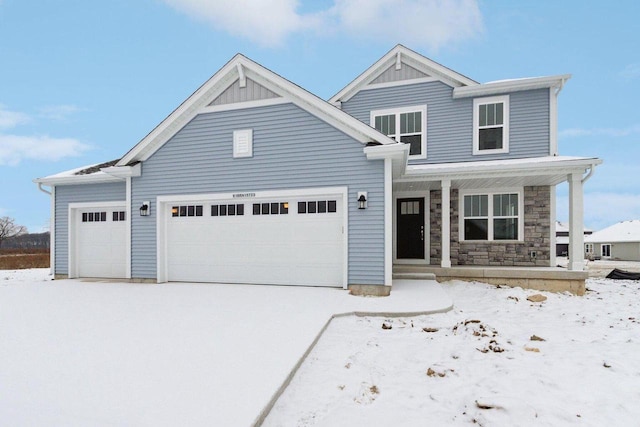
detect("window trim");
top-left (585, 243), bottom-right (594, 254)
top-left (370, 105), bottom-right (427, 160)
top-left (473, 95), bottom-right (509, 155)
top-left (459, 188), bottom-right (524, 242)
top-left (601, 243), bottom-right (611, 258)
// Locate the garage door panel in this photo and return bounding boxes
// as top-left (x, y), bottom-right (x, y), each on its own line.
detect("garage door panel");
top-left (76, 207), bottom-right (127, 279)
top-left (166, 195), bottom-right (344, 287)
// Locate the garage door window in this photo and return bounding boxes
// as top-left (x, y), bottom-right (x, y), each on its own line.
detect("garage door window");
top-left (253, 202), bottom-right (289, 215)
top-left (112, 211), bottom-right (126, 221)
top-left (172, 205), bottom-right (203, 217)
top-left (211, 204), bottom-right (244, 216)
top-left (82, 212), bottom-right (107, 222)
top-left (298, 200), bottom-right (337, 214)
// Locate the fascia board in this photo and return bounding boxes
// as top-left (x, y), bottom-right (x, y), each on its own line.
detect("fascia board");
top-left (453, 74), bottom-right (572, 99)
top-left (403, 157), bottom-right (601, 180)
top-left (101, 163), bottom-right (141, 178)
top-left (33, 173), bottom-right (123, 186)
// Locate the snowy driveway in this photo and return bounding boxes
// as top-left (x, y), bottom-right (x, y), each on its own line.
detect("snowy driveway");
top-left (0, 270), bottom-right (451, 426)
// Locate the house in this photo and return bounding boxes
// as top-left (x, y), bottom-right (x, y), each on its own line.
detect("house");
top-left (34, 45), bottom-right (601, 295)
top-left (585, 220), bottom-right (640, 261)
top-left (555, 220), bottom-right (592, 257)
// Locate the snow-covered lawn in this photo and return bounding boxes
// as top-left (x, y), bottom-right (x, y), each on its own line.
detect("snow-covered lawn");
top-left (263, 278), bottom-right (640, 426)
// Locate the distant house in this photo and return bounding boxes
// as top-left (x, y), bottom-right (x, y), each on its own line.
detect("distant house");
top-left (34, 45), bottom-right (601, 294)
top-left (585, 220), bottom-right (640, 261)
top-left (555, 221), bottom-right (592, 257)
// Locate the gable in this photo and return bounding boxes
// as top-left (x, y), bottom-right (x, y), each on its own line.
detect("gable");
top-left (210, 77), bottom-right (280, 106)
top-left (369, 62), bottom-right (429, 85)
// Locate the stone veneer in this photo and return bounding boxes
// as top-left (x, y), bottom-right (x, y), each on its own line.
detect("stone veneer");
top-left (430, 186), bottom-right (551, 266)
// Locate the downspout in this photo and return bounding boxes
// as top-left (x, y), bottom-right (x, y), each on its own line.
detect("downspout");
top-left (37, 182), bottom-right (51, 195)
top-left (581, 164), bottom-right (596, 184)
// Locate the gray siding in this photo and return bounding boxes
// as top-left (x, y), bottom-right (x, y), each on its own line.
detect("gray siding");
top-left (54, 182), bottom-right (126, 275)
top-left (132, 102), bottom-right (385, 284)
top-left (343, 81), bottom-right (550, 164)
top-left (370, 63), bottom-right (428, 85)
top-left (210, 77), bottom-right (280, 106)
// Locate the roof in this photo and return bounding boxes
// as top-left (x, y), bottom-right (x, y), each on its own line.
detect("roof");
top-left (329, 44), bottom-right (479, 105)
top-left (116, 53), bottom-right (397, 167)
top-left (452, 75), bottom-right (571, 98)
top-left (586, 220), bottom-right (640, 243)
top-left (556, 221), bottom-right (592, 234)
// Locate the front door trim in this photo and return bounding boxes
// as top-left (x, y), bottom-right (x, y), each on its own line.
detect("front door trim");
top-left (393, 191), bottom-right (430, 265)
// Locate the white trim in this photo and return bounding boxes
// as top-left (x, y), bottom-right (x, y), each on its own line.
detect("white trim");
top-left (50, 186), bottom-right (55, 275)
top-left (370, 104), bottom-right (427, 160)
top-left (453, 74), bottom-right (572, 98)
top-left (34, 173), bottom-right (122, 186)
top-left (68, 201), bottom-right (127, 279)
top-left (360, 77), bottom-right (438, 92)
top-left (549, 184), bottom-right (557, 267)
top-left (393, 191), bottom-right (430, 265)
top-left (330, 45), bottom-right (478, 105)
top-left (549, 87), bottom-right (558, 156)
top-left (125, 178), bottom-right (132, 279)
top-left (384, 159), bottom-right (393, 285)
top-left (155, 186), bottom-right (349, 288)
top-left (458, 188), bottom-right (524, 242)
top-left (441, 179), bottom-right (451, 268)
top-left (101, 163), bottom-right (141, 179)
top-left (200, 97), bottom-right (288, 114)
top-left (601, 243), bottom-right (612, 258)
top-left (236, 63), bottom-right (246, 88)
top-left (473, 95), bottom-right (510, 155)
top-left (395, 51), bottom-right (402, 70)
top-left (568, 173), bottom-right (585, 270)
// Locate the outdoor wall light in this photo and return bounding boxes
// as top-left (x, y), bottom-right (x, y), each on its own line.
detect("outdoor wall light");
top-left (140, 201), bottom-right (150, 216)
top-left (357, 192), bottom-right (368, 209)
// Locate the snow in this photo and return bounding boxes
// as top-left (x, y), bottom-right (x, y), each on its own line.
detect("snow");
top-left (586, 220), bottom-right (640, 243)
top-left (0, 270), bottom-right (450, 426)
top-left (263, 278), bottom-right (640, 426)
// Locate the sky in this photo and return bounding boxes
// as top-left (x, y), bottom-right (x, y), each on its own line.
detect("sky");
top-left (0, 0), bottom-right (638, 232)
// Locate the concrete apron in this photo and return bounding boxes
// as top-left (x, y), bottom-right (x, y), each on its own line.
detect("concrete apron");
top-left (251, 279), bottom-right (453, 426)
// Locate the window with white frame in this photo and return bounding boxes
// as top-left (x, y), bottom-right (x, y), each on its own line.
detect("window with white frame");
top-left (461, 190), bottom-right (521, 241)
top-left (585, 243), bottom-right (594, 254)
top-left (601, 244), bottom-right (611, 258)
top-left (473, 95), bottom-right (509, 154)
top-left (371, 105), bottom-right (427, 159)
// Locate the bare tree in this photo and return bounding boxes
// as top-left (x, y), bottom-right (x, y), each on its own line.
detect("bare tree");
top-left (0, 216), bottom-right (27, 248)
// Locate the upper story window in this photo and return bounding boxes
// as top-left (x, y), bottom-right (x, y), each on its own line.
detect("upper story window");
top-left (473, 95), bottom-right (509, 155)
top-left (370, 105), bottom-right (427, 159)
top-left (460, 189), bottom-right (522, 241)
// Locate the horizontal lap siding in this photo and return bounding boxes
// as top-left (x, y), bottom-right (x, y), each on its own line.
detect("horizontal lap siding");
top-left (132, 102), bottom-right (385, 285)
top-left (54, 182), bottom-right (126, 275)
top-left (342, 82), bottom-right (550, 163)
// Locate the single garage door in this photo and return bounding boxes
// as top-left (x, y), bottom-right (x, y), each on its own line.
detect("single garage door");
top-left (76, 207), bottom-right (127, 278)
top-left (165, 195), bottom-right (344, 287)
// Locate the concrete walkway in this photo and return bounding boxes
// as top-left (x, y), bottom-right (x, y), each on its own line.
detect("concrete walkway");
top-left (1, 271), bottom-right (452, 427)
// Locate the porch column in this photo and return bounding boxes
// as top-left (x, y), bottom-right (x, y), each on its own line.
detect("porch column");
top-left (441, 179), bottom-right (451, 268)
top-left (568, 173), bottom-right (584, 271)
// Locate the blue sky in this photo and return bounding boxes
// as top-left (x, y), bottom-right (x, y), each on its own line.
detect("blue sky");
top-left (0, 0), bottom-right (638, 232)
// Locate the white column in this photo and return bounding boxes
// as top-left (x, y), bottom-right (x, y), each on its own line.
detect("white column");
top-left (441, 179), bottom-right (451, 268)
top-left (384, 158), bottom-right (393, 286)
top-left (568, 173), bottom-right (584, 271)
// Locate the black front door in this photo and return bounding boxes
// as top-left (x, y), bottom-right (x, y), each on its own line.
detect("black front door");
top-left (397, 198), bottom-right (425, 259)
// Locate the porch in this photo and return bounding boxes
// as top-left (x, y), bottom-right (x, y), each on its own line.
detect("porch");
top-left (393, 264), bottom-right (588, 295)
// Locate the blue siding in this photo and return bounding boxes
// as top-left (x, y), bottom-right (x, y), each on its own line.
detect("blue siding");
top-left (342, 81), bottom-right (550, 163)
top-left (131, 102), bottom-right (385, 285)
top-left (211, 77), bottom-right (280, 106)
top-left (54, 182), bottom-right (126, 275)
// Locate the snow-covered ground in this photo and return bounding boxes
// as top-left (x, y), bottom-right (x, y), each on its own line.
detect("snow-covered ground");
top-left (263, 278), bottom-right (640, 427)
top-left (0, 269), bottom-right (450, 426)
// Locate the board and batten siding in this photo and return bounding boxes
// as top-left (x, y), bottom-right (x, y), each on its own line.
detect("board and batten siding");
top-left (342, 81), bottom-right (550, 164)
top-left (131, 102), bottom-right (385, 285)
top-left (54, 182), bottom-right (126, 275)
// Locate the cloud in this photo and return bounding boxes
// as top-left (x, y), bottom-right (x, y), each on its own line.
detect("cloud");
top-left (323, 0), bottom-right (483, 51)
top-left (38, 104), bottom-right (84, 122)
top-left (620, 63), bottom-right (640, 80)
top-left (0, 104), bottom-right (31, 130)
top-left (162, 0), bottom-right (483, 50)
top-left (557, 192), bottom-right (640, 231)
top-left (559, 124), bottom-right (640, 138)
top-left (0, 134), bottom-right (89, 166)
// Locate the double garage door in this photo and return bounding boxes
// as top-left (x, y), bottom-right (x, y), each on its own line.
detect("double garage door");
top-left (164, 193), bottom-right (345, 287)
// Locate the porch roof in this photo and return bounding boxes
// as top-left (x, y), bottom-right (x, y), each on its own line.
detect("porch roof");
top-left (394, 155), bottom-right (602, 191)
